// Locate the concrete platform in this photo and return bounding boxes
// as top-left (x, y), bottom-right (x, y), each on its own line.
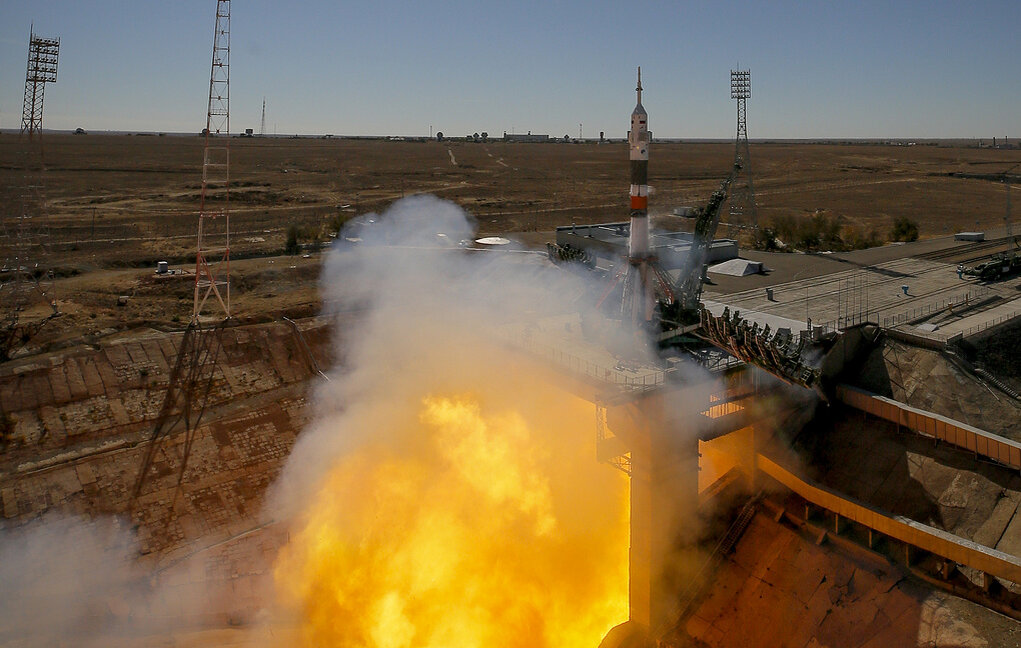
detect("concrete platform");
top-left (705, 256), bottom-right (1021, 335)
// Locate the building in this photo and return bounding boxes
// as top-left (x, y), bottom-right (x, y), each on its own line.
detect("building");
top-left (503, 131), bottom-right (549, 143)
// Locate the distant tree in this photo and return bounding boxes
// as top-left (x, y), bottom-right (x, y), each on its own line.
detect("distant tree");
top-left (285, 223), bottom-right (301, 255)
top-left (481, 132), bottom-right (488, 142)
top-left (891, 216), bottom-right (919, 242)
top-left (436, 131), bottom-right (444, 141)
top-left (472, 132), bottom-right (480, 142)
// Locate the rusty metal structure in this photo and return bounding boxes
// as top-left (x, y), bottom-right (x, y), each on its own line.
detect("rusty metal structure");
top-left (698, 306), bottom-right (825, 390)
top-left (194, 0), bottom-right (232, 320)
top-left (135, 0), bottom-right (233, 500)
top-left (20, 28), bottom-right (59, 139)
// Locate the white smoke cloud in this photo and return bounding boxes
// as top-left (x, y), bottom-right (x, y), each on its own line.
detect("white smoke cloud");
top-left (268, 194), bottom-right (653, 519)
top-left (0, 513), bottom-right (215, 647)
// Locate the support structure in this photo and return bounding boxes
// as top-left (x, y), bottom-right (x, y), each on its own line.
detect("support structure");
top-left (260, 97), bottom-right (266, 137)
top-left (728, 69), bottom-right (758, 231)
top-left (3, 29), bottom-right (60, 361)
top-left (134, 0), bottom-right (233, 502)
top-left (194, 0), bottom-right (231, 321)
top-left (20, 28), bottom-right (59, 139)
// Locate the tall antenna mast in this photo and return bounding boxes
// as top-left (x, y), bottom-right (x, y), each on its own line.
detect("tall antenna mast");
top-left (20, 26), bottom-right (60, 139)
top-left (728, 68), bottom-right (758, 231)
top-left (260, 97), bottom-right (266, 137)
top-left (193, 0), bottom-right (231, 320)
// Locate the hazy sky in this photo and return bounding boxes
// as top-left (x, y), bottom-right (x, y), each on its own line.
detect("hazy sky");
top-left (1, 1), bottom-right (1019, 138)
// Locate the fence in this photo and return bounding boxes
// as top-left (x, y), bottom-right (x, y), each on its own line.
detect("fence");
top-left (958, 309), bottom-right (1021, 338)
top-left (881, 287), bottom-right (994, 328)
top-left (808, 287), bottom-right (994, 334)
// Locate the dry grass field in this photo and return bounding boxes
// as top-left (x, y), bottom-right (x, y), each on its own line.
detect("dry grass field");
top-left (1, 133), bottom-right (1020, 351)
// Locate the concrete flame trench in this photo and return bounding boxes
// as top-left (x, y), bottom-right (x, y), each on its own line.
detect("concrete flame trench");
top-left (537, 344), bottom-right (1021, 645)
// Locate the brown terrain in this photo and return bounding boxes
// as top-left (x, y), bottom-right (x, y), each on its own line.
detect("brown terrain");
top-left (3, 135), bottom-right (1021, 646)
top-left (1, 134), bottom-right (1019, 353)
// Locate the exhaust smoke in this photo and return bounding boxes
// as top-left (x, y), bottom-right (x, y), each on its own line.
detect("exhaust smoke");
top-left (266, 195), bottom-right (632, 647)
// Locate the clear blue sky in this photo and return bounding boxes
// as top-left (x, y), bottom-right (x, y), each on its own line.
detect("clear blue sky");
top-left (1, 0), bottom-right (1018, 138)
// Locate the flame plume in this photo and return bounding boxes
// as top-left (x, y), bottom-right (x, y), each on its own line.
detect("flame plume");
top-left (273, 389), bottom-right (629, 648)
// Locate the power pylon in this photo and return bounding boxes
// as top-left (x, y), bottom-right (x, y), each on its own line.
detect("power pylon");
top-left (20, 27), bottom-right (59, 139)
top-left (728, 69), bottom-right (758, 231)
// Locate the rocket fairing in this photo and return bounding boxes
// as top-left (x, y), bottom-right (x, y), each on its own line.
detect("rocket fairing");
top-left (628, 67), bottom-right (651, 259)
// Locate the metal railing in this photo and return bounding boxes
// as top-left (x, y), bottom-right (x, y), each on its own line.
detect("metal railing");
top-left (758, 454), bottom-right (1021, 586)
top-left (510, 333), bottom-right (665, 391)
top-left (881, 287), bottom-right (994, 328)
top-left (837, 384), bottom-right (1021, 471)
top-left (958, 309), bottom-right (1021, 338)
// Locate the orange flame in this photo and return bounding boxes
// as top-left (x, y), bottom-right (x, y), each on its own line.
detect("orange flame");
top-left (273, 392), bottom-right (629, 647)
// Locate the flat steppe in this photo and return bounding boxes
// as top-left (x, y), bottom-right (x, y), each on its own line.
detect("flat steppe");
top-left (2, 134), bottom-right (1019, 349)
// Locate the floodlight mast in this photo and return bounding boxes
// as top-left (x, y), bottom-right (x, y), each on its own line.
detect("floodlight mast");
top-left (193, 0), bottom-right (231, 321)
top-left (728, 69), bottom-right (757, 230)
top-left (20, 26), bottom-right (60, 139)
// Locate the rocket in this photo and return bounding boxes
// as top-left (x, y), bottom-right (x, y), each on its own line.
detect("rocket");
top-left (628, 67), bottom-right (650, 260)
top-left (620, 66), bottom-right (655, 324)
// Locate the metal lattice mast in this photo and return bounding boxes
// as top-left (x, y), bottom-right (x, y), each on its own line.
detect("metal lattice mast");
top-left (194, 0), bottom-right (231, 320)
top-left (728, 69), bottom-right (758, 229)
top-left (20, 27), bottom-right (59, 139)
top-left (260, 98), bottom-right (266, 137)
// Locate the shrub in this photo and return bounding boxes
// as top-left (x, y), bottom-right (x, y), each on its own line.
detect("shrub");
top-left (891, 216), bottom-right (919, 242)
top-left (285, 224), bottom-right (301, 255)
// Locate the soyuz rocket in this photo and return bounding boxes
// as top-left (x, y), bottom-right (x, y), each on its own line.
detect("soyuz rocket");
top-left (622, 67), bottom-right (655, 323)
top-left (628, 67), bottom-right (650, 260)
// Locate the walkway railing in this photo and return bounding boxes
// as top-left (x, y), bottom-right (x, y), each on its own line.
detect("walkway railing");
top-left (758, 454), bottom-right (1021, 586)
top-left (836, 384), bottom-right (1021, 472)
top-left (511, 333), bottom-right (665, 391)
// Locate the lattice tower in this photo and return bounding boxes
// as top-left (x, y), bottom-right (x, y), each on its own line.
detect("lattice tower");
top-left (728, 69), bottom-right (758, 231)
top-left (133, 0), bottom-right (233, 504)
top-left (2, 111), bottom-right (59, 361)
top-left (20, 28), bottom-right (59, 139)
top-left (194, 0), bottom-right (231, 321)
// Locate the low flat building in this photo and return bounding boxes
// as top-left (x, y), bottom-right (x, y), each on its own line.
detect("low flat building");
top-left (503, 132), bottom-right (549, 142)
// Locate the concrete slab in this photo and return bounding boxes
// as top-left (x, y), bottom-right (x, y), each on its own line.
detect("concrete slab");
top-left (708, 258), bottom-right (766, 277)
top-left (972, 497), bottom-right (1019, 550)
top-left (996, 509), bottom-right (1021, 559)
top-left (705, 255), bottom-right (1019, 336)
top-left (63, 359), bottom-right (89, 400)
top-left (78, 358), bottom-right (106, 397)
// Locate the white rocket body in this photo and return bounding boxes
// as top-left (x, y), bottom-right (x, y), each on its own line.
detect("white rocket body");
top-left (628, 67), bottom-right (650, 260)
top-left (621, 67), bottom-right (655, 323)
